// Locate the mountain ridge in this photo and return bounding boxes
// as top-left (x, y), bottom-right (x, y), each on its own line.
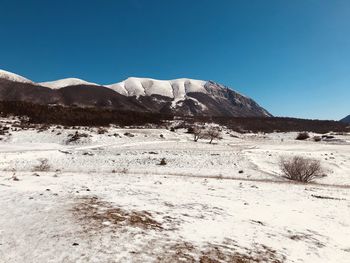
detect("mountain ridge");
top-left (340, 115), bottom-right (350, 124)
top-left (0, 69), bottom-right (272, 117)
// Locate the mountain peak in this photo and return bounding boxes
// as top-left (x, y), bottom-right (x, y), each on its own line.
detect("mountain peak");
top-left (0, 69), bottom-right (33, 84)
top-left (106, 77), bottom-right (207, 98)
top-left (340, 115), bottom-right (350, 124)
top-left (39, 78), bottom-right (99, 89)
top-left (0, 69), bottom-right (272, 117)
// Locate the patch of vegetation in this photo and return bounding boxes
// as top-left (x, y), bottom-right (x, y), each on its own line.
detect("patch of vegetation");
top-left (72, 196), bottom-right (163, 231)
top-left (67, 131), bottom-right (89, 143)
top-left (1, 101), bottom-right (349, 133)
top-left (313, 136), bottom-right (322, 142)
top-left (156, 241), bottom-right (286, 263)
top-left (296, 132), bottom-right (310, 140)
top-left (159, 158), bottom-right (167, 165)
top-left (280, 156), bottom-right (325, 183)
top-left (32, 158), bottom-right (51, 172)
top-left (0, 101), bottom-right (172, 127)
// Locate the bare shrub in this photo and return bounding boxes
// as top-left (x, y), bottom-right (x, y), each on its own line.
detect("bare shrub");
top-left (187, 125), bottom-right (204, 141)
top-left (296, 132), bottom-right (309, 140)
top-left (97, 127), bottom-right (108, 134)
top-left (204, 126), bottom-right (223, 144)
top-left (187, 126), bottom-right (195, 134)
top-left (33, 158), bottom-right (51, 172)
top-left (280, 156), bottom-right (325, 183)
top-left (124, 132), bottom-right (134, 137)
top-left (37, 125), bottom-right (50, 133)
top-left (313, 136), bottom-right (321, 142)
top-left (12, 171), bottom-right (19, 181)
top-left (192, 126), bottom-right (203, 142)
top-left (12, 175), bottom-right (19, 181)
top-left (159, 158), bottom-right (167, 165)
top-left (67, 131), bottom-right (89, 143)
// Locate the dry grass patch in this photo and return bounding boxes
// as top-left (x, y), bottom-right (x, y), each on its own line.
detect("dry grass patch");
top-left (72, 196), bottom-right (162, 232)
top-left (289, 233), bottom-right (325, 248)
top-left (155, 240), bottom-right (285, 263)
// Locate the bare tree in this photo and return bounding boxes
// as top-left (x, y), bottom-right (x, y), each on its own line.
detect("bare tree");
top-left (193, 126), bottom-right (203, 142)
top-left (205, 127), bottom-right (222, 144)
top-left (279, 156), bottom-right (325, 183)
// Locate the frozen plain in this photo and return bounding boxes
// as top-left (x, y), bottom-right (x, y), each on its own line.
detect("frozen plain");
top-left (0, 118), bottom-right (349, 263)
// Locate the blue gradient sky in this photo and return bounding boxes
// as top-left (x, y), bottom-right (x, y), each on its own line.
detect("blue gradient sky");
top-left (0, 0), bottom-right (349, 120)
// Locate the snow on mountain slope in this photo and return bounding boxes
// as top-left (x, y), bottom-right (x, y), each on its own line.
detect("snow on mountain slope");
top-left (0, 68), bottom-right (233, 99)
top-left (0, 69), bottom-right (33, 84)
top-left (106, 77), bottom-right (207, 99)
top-left (0, 69), bottom-right (272, 117)
top-left (39, 78), bottom-right (100, 89)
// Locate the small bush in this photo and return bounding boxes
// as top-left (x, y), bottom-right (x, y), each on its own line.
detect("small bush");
top-left (11, 170), bottom-right (19, 181)
top-left (313, 136), bottom-right (321, 142)
top-left (33, 158), bottom-right (51, 172)
top-left (97, 127), bottom-right (108, 134)
top-left (296, 132), bottom-right (310, 140)
top-left (280, 156), bottom-right (325, 183)
top-left (67, 131), bottom-right (89, 143)
top-left (159, 158), bottom-right (167, 165)
top-left (124, 132), bottom-right (134, 137)
top-left (187, 127), bottom-right (195, 134)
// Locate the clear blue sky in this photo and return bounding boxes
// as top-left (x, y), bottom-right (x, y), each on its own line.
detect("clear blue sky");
top-left (0, 0), bottom-right (349, 120)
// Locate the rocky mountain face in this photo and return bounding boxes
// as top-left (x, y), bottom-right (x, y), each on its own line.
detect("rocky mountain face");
top-left (340, 115), bottom-right (350, 124)
top-left (0, 69), bottom-right (272, 117)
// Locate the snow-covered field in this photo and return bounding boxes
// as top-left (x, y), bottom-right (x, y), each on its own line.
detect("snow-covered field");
top-left (0, 118), bottom-right (349, 262)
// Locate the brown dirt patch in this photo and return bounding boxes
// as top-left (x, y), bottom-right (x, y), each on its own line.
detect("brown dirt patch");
top-left (72, 196), bottom-right (162, 232)
top-left (155, 242), bottom-right (286, 263)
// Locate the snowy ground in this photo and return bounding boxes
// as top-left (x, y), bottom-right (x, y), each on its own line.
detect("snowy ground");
top-left (0, 118), bottom-right (349, 262)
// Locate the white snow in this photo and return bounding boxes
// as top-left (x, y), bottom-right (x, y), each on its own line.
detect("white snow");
top-left (0, 68), bottom-right (210, 96)
top-left (0, 69), bottom-right (238, 100)
top-left (0, 118), bottom-right (350, 262)
top-left (0, 69), bottom-right (33, 84)
top-left (106, 77), bottom-right (207, 98)
top-left (39, 78), bottom-right (100, 89)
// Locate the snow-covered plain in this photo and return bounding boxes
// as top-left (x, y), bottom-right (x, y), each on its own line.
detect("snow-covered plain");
top-left (0, 118), bottom-right (349, 262)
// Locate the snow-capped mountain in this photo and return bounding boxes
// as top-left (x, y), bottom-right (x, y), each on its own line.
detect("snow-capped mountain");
top-left (340, 115), bottom-right (350, 124)
top-left (0, 69), bottom-right (33, 84)
top-left (39, 78), bottom-right (99, 89)
top-left (0, 69), bottom-right (271, 117)
top-left (105, 77), bottom-right (207, 98)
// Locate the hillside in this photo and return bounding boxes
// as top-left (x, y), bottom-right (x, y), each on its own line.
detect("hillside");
top-left (340, 115), bottom-right (350, 123)
top-left (0, 69), bottom-right (271, 117)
